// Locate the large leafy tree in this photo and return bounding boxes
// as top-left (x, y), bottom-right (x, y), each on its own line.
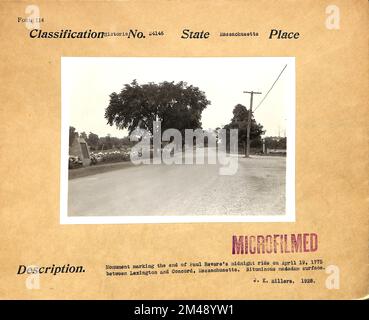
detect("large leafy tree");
top-left (104, 80), bottom-right (210, 135)
top-left (224, 104), bottom-right (265, 148)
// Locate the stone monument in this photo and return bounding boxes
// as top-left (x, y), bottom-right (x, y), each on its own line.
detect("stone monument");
top-left (69, 134), bottom-right (91, 166)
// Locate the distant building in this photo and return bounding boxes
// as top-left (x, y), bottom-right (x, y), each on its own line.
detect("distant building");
top-left (69, 135), bottom-right (91, 166)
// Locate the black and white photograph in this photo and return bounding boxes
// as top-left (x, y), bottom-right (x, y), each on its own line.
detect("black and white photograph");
top-left (61, 57), bottom-right (295, 223)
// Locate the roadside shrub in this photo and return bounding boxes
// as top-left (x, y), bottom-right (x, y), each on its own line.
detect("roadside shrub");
top-left (90, 149), bottom-right (130, 165)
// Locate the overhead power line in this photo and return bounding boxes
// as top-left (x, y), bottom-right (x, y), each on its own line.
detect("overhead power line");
top-left (253, 64), bottom-right (287, 112)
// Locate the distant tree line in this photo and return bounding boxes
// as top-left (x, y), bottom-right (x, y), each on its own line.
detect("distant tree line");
top-left (264, 136), bottom-right (287, 149)
top-left (69, 126), bottom-right (134, 151)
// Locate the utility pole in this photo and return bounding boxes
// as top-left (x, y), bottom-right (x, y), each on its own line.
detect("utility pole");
top-left (243, 91), bottom-right (261, 157)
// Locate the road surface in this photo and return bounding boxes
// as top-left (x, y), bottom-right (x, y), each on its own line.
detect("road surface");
top-left (68, 154), bottom-right (286, 216)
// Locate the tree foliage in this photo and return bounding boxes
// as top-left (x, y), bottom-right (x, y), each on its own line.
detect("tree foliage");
top-left (80, 132), bottom-right (88, 140)
top-left (224, 104), bottom-right (265, 146)
top-left (69, 126), bottom-right (77, 147)
top-left (87, 132), bottom-right (99, 149)
top-left (105, 80), bottom-right (210, 135)
top-left (265, 136), bottom-right (287, 149)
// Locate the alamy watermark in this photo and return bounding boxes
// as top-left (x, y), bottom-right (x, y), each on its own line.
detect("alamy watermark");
top-left (129, 121), bottom-right (239, 175)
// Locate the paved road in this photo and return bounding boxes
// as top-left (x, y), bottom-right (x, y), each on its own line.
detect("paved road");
top-left (68, 154), bottom-right (286, 216)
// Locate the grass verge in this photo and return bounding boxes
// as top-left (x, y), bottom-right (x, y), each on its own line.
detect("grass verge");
top-left (69, 161), bottom-right (137, 180)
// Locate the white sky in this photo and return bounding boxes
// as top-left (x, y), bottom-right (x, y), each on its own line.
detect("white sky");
top-left (62, 57), bottom-right (294, 138)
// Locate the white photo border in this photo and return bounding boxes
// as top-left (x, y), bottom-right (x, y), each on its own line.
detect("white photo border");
top-left (60, 57), bottom-right (296, 224)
